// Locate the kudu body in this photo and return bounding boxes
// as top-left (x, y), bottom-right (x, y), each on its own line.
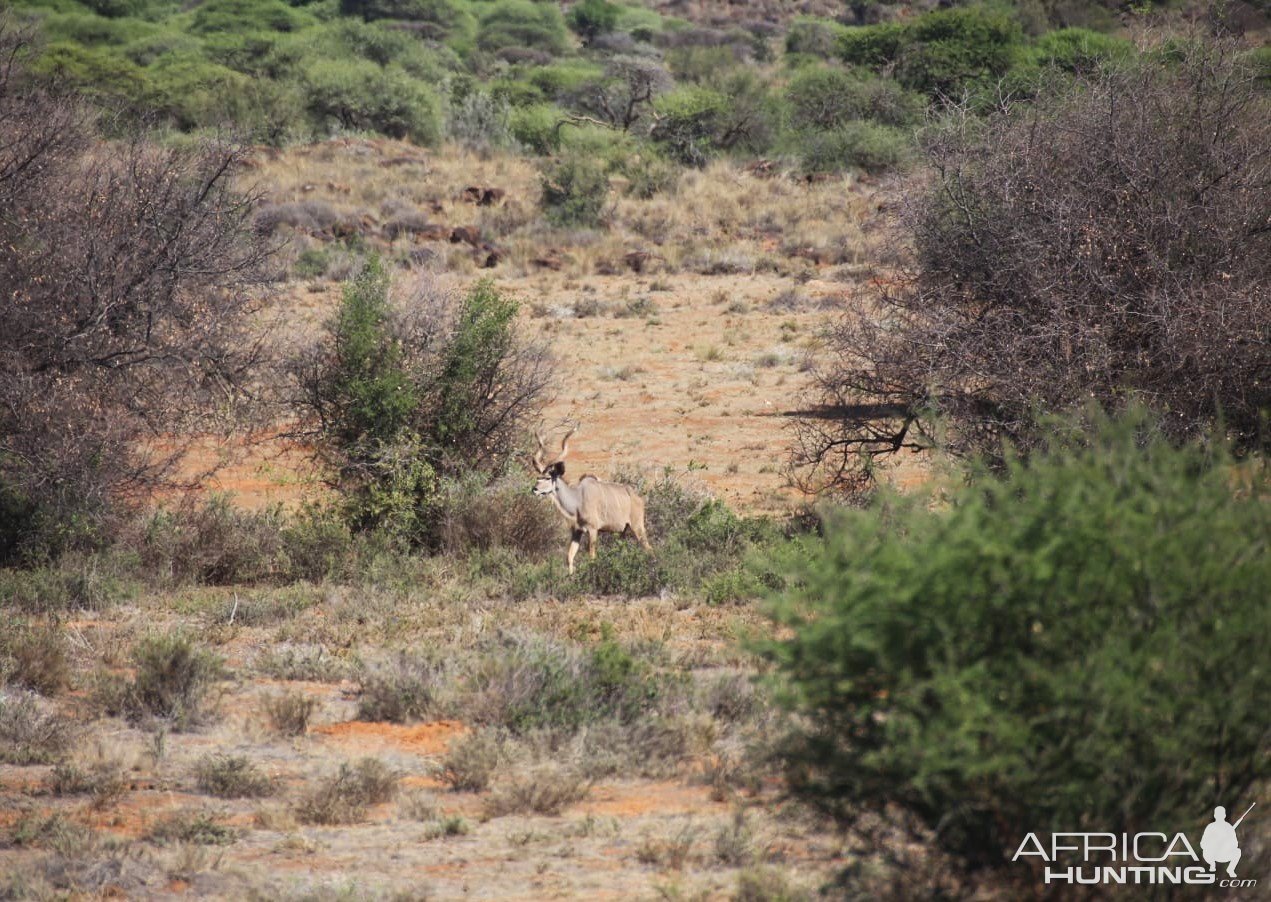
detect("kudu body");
top-left (532, 426), bottom-right (652, 574)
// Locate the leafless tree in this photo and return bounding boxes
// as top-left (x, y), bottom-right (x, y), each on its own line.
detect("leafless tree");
top-left (794, 36), bottom-right (1270, 496)
top-left (574, 57), bottom-right (672, 133)
top-left (0, 18), bottom-right (272, 557)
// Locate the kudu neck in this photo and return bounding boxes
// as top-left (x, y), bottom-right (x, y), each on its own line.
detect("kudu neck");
top-left (551, 476), bottom-right (582, 518)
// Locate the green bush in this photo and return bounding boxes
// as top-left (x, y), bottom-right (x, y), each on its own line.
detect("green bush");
top-left (136, 497), bottom-right (287, 586)
top-left (0, 557), bottom-right (132, 614)
top-left (39, 11), bottom-right (161, 47)
top-left (310, 18), bottom-right (449, 81)
top-left (761, 411), bottom-right (1271, 869)
top-left (540, 155), bottom-right (609, 227)
top-left (302, 58), bottom-right (441, 142)
top-left (294, 260), bottom-right (549, 541)
top-left (619, 151), bottom-right (680, 199)
top-left (342, 0), bottom-right (475, 43)
top-left (440, 730), bottom-right (502, 791)
top-left (489, 77), bottom-right (544, 108)
top-left (296, 258), bottom-right (434, 538)
top-left (431, 280), bottom-right (524, 461)
top-left (31, 41), bottom-right (151, 108)
top-left (138, 46), bottom-right (304, 140)
top-left (793, 121), bottom-right (911, 174)
top-left (566, 0), bottom-right (620, 45)
top-left (785, 16), bottom-right (849, 59)
top-left (195, 754), bottom-right (273, 798)
top-left (509, 102), bottom-right (561, 154)
top-left (197, 28), bottom-right (284, 75)
top-left (188, 0), bottom-right (314, 36)
top-left (446, 87), bottom-right (515, 152)
top-left (787, 64), bottom-right (923, 130)
top-left (649, 86), bottom-right (729, 167)
top-left (435, 473), bottom-right (559, 556)
top-left (0, 691), bottom-right (74, 765)
top-left (573, 537), bottom-right (668, 598)
top-left (358, 651), bottom-right (440, 723)
top-left (80, 0), bottom-right (180, 18)
top-left (295, 758), bottom-right (399, 825)
top-left (835, 21), bottom-right (906, 70)
top-left (1025, 26), bottom-right (1133, 74)
top-left (527, 61), bottom-right (604, 100)
top-left (477, 0), bottom-right (569, 57)
top-left (119, 28), bottom-right (201, 66)
top-left (838, 8), bottom-right (1023, 97)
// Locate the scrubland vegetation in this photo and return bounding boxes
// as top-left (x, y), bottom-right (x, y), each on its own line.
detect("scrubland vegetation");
top-left (2, 0), bottom-right (1268, 898)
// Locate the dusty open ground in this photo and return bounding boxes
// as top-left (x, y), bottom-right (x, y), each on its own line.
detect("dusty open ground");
top-left (0, 139), bottom-right (905, 900)
top-left (1, 588), bottom-right (853, 899)
top-left (187, 138), bottom-right (923, 515)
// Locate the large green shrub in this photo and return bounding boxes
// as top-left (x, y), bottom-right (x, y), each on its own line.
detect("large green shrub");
top-left (188, 0), bottom-right (313, 36)
top-left (762, 411), bottom-right (1271, 870)
top-left (302, 58), bottom-right (441, 142)
top-left (294, 260), bottom-right (551, 542)
top-left (297, 258), bottom-right (435, 537)
top-left (476, 0), bottom-right (569, 57)
top-left (785, 16), bottom-right (849, 60)
top-left (566, 0), bottom-right (619, 46)
top-left (787, 64), bottom-right (923, 131)
top-left (793, 121), bottom-right (910, 174)
top-left (649, 86), bottom-right (728, 167)
top-left (838, 8), bottom-right (1022, 97)
top-left (30, 41), bottom-right (151, 107)
top-left (1024, 26), bottom-right (1133, 74)
top-left (509, 102), bottom-right (562, 154)
top-left (540, 155), bottom-right (609, 227)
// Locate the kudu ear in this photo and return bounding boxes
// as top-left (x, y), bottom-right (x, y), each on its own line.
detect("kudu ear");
top-left (550, 460), bottom-right (565, 477)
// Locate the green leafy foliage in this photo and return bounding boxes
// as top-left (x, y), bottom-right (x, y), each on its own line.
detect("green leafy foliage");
top-left (462, 631), bottom-right (674, 733)
top-left (296, 260), bottom-right (550, 542)
top-left (649, 86), bottom-right (728, 166)
top-left (302, 57), bottom-right (441, 142)
top-left (476, 0), bottom-right (568, 57)
top-left (540, 154), bottom-right (609, 227)
top-left (761, 411), bottom-right (1271, 869)
top-left (838, 8), bottom-right (1023, 97)
top-left (786, 64), bottom-right (923, 130)
top-left (785, 16), bottom-right (849, 60)
top-left (791, 121), bottom-right (911, 174)
top-left (567, 0), bottom-right (619, 45)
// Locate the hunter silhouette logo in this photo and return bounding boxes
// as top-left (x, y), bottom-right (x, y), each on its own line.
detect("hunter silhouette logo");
top-left (1012, 801), bottom-right (1258, 888)
top-left (1202, 804), bottom-right (1254, 878)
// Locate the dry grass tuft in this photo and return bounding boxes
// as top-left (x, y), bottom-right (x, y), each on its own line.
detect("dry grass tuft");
top-left (295, 758), bottom-right (400, 825)
top-left (194, 754), bottom-right (273, 799)
top-left (440, 730), bottom-right (502, 793)
top-left (0, 690), bottom-right (75, 765)
top-left (263, 689), bottom-right (318, 737)
top-left (484, 763), bottom-right (590, 818)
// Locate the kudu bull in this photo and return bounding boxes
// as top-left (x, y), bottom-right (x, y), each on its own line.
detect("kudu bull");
top-left (531, 426), bottom-right (652, 574)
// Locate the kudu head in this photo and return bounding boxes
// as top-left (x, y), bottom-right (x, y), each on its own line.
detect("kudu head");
top-left (532, 424), bottom-right (576, 496)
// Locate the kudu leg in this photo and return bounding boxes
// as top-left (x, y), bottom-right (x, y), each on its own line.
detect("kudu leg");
top-left (631, 514), bottom-right (653, 551)
top-left (567, 529), bottom-right (583, 574)
top-left (587, 527), bottom-right (599, 560)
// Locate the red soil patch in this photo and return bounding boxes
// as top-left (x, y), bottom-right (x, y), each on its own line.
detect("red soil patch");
top-left (578, 780), bottom-right (728, 818)
top-left (312, 720), bottom-right (467, 757)
top-left (81, 790), bottom-right (208, 838)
